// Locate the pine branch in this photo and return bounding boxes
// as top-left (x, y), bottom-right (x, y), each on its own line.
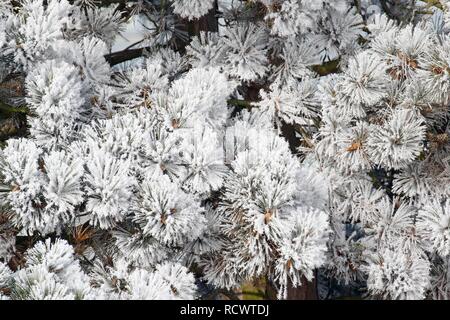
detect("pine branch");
top-left (0, 100), bottom-right (28, 115)
top-left (104, 47), bottom-right (149, 66)
top-left (104, 0), bottom-right (219, 66)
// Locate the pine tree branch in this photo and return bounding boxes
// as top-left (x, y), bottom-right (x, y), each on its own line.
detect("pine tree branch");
top-left (104, 0), bottom-right (219, 66)
top-left (354, 0), bottom-right (362, 15)
top-left (0, 100), bottom-right (28, 115)
top-left (104, 47), bottom-right (149, 66)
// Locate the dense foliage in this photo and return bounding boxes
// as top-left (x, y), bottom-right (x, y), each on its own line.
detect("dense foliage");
top-left (1, 0), bottom-right (450, 300)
